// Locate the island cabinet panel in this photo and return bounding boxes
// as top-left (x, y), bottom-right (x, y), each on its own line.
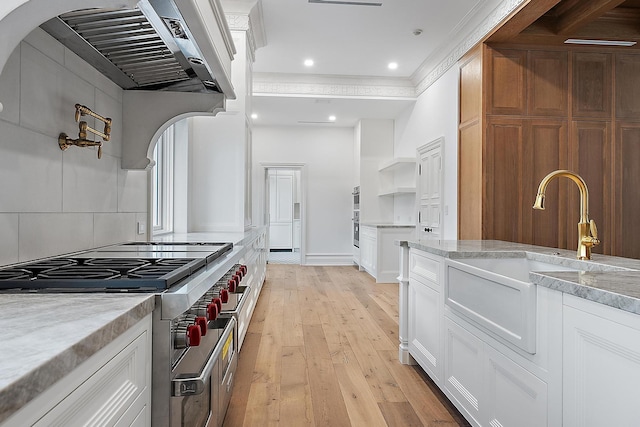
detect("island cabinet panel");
top-left (615, 54), bottom-right (640, 119)
top-left (443, 317), bottom-right (484, 426)
top-left (527, 50), bottom-right (568, 117)
top-left (563, 295), bottom-right (640, 427)
top-left (408, 251), bottom-right (443, 383)
top-left (572, 52), bottom-right (612, 119)
top-left (616, 122), bottom-right (640, 259)
top-left (488, 48), bottom-right (527, 116)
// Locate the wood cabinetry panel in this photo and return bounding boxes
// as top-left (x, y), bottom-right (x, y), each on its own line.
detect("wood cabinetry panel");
top-left (459, 123), bottom-right (483, 240)
top-left (569, 121), bottom-right (611, 254)
top-left (615, 54), bottom-right (640, 118)
top-left (485, 118), bottom-right (524, 242)
top-left (616, 122), bottom-right (640, 259)
top-left (524, 120), bottom-right (567, 248)
top-left (489, 49), bottom-right (527, 115)
top-left (460, 49), bottom-right (482, 126)
top-left (572, 53), bottom-right (611, 118)
top-left (528, 51), bottom-right (568, 117)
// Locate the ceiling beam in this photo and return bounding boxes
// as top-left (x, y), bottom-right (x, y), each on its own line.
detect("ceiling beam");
top-left (555, 0), bottom-right (627, 35)
top-left (487, 0), bottom-right (563, 43)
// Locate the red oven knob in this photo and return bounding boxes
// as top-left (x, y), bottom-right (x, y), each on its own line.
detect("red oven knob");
top-left (187, 324), bottom-right (201, 347)
top-left (236, 269), bottom-right (244, 278)
top-left (213, 297), bottom-right (222, 313)
top-left (228, 278), bottom-right (236, 292)
top-left (195, 316), bottom-right (207, 336)
top-left (240, 265), bottom-right (247, 274)
top-left (220, 288), bottom-right (229, 303)
top-left (233, 273), bottom-right (241, 283)
top-left (207, 302), bottom-right (218, 321)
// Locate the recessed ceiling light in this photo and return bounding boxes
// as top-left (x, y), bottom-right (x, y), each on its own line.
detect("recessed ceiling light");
top-left (251, 113), bottom-right (258, 119)
top-left (388, 62), bottom-right (398, 70)
top-left (328, 115), bottom-right (336, 121)
top-left (304, 59), bottom-right (314, 67)
top-left (564, 38), bottom-right (637, 47)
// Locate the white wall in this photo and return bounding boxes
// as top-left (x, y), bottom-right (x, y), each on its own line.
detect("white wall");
top-left (393, 65), bottom-right (460, 239)
top-left (252, 126), bottom-right (354, 265)
top-left (0, 28), bottom-right (147, 266)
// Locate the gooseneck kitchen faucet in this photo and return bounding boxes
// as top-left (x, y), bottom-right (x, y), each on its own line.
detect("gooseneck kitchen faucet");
top-left (533, 169), bottom-right (600, 260)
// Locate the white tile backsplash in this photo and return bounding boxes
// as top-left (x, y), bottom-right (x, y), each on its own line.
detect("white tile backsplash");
top-left (94, 213), bottom-right (135, 247)
top-left (94, 88), bottom-right (123, 158)
top-left (0, 214), bottom-right (19, 265)
top-left (20, 42), bottom-right (95, 139)
top-left (0, 120), bottom-right (63, 212)
top-left (0, 44), bottom-right (20, 125)
top-left (0, 29), bottom-right (146, 267)
top-left (62, 148), bottom-right (118, 213)
top-left (19, 213), bottom-right (94, 261)
top-left (22, 28), bottom-right (64, 66)
top-left (118, 167), bottom-right (148, 213)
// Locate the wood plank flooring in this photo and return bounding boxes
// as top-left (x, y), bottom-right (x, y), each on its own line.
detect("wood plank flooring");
top-left (223, 264), bottom-right (470, 427)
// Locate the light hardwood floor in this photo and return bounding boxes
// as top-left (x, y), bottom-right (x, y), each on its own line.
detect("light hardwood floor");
top-left (223, 264), bottom-right (470, 427)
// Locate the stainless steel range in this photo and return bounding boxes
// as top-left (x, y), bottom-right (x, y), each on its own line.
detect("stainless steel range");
top-left (0, 241), bottom-right (250, 427)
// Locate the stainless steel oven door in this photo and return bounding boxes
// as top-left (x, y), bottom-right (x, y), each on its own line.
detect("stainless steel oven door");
top-left (171, 316), bottom-right (237, 427)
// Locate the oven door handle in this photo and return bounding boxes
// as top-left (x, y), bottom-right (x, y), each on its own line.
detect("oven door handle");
top-left (171, 316), bottom-right (237, 397)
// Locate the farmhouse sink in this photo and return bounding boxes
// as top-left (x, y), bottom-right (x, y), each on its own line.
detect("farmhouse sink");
top-left (444, 255), bottom-right (591, 355)
top-left (450, 256), bottom-right (582, 282)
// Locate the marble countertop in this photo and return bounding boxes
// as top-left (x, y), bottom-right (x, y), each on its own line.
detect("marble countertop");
top-left (401, 239), bottom-right (640, 315)
top-left (0, 294), bottom-right (155, 423)
top-left (152, 226), bottom-right (266, 247)
top-left (360, 223), bottom-right (414, 228)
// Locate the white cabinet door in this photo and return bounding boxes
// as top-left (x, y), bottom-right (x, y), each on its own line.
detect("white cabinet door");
top-left (359, 226), bottom-right (377, 277)
top-left (417, 138), bottom-right (443, 240)
top-left (269, 223), bottom-right (292, 249)
top-left (408, 277), bottom-right (441, 382)
top-left (564, 299), bottom-right (640, 427)
top-left (484, 344), bottom-right (547, 427)
top-left (444, 317), bottom-right (483, 426)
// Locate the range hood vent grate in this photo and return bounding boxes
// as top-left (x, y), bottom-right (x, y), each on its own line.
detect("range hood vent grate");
top-left (41, 2), bottom-right (220, 93)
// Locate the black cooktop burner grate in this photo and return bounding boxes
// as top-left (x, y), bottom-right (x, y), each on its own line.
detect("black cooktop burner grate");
top-left (0, 242), bottom-right (233, 292)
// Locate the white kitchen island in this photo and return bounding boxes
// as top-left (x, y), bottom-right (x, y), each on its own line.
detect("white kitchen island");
top-left (398, 239), bottom-right (640, 427)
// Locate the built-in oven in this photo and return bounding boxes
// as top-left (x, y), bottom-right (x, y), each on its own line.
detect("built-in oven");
top-left (171, 316), bottom-right (237, 427)
top-left (353, 186), bottom-right (360, 210)
top-left (353, 210), bottom-right (360, 248)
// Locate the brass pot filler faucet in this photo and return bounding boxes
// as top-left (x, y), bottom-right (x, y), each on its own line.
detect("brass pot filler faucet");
top-left (533, 170), bottom-right (600, 260)
top-left (58, 104), bottom-right (112, 159)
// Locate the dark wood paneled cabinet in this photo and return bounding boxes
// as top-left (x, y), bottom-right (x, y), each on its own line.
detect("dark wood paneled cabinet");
top-left (459, 44), bottom-right (640, 258)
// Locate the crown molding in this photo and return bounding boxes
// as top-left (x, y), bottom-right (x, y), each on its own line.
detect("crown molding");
top-left (412, 0), bottom-right (527, 95)
top-left (253, 72), bottom-right (416, 99)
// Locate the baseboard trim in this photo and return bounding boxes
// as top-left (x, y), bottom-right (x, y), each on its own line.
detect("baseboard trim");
top-left (304, 253), bottom-right (353, 266)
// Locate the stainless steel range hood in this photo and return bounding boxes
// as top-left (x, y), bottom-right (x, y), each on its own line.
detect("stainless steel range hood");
top-left (40, 0), bottom-right (234, 95)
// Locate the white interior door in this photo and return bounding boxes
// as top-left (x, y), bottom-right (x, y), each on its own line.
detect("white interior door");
top-left (417, 138), bottom-right (443, 240)
top-left (269, 171), bottom-right (294, 249)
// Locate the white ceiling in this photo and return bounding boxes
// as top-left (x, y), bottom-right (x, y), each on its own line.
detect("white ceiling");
top-left (246, 0), bottom-right (489, 127)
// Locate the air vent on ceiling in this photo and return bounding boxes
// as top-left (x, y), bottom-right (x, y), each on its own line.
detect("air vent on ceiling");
top-left (309, 0), bottom-right (382, 6)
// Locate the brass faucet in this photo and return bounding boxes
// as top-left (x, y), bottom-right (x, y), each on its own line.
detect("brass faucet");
top-left (58, 104), bottom-right (112, 159)
top-left (533, 170), bottom-right (599, 260)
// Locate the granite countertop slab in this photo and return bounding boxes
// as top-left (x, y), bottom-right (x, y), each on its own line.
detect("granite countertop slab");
top-left (360, 223), bottom-right (415, 228)
top-left (0, 294), bottom-right (155, 424)
top-left (400, 239), bottom-right (640, 315)
top-left (152, 226), bottom-right (266, 247)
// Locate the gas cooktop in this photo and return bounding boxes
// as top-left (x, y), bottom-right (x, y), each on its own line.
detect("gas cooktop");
top-left (0, 242), bottom-right (232, 292)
